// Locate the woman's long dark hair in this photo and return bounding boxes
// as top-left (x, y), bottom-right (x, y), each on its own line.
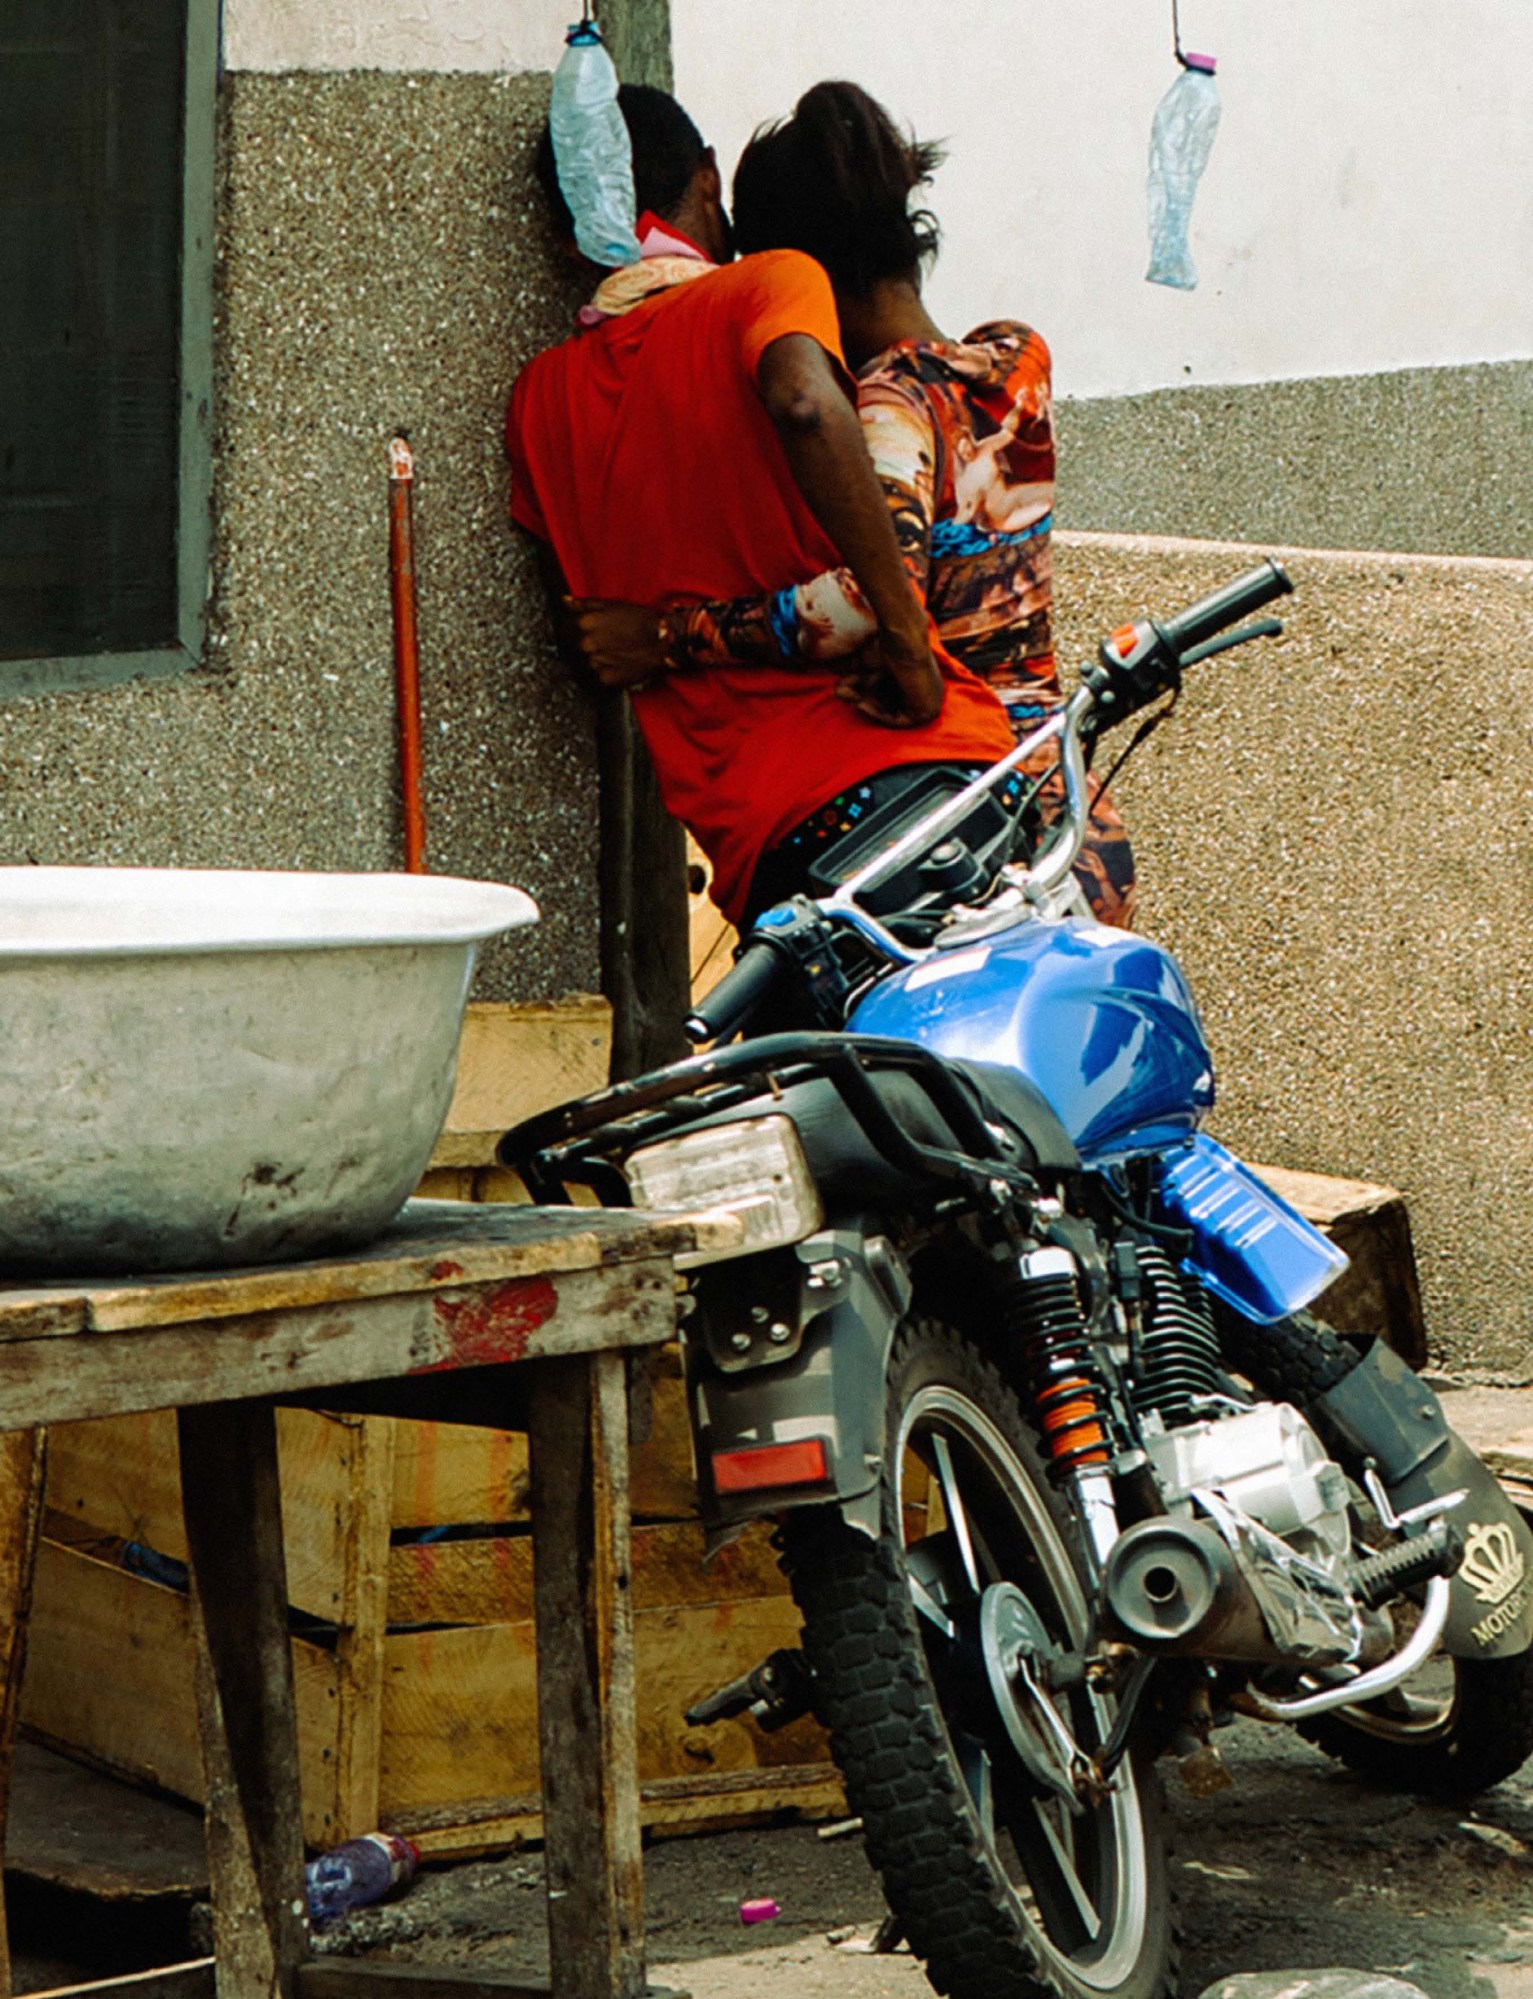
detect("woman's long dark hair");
top-left (732, 80), bottom-right (944, 298)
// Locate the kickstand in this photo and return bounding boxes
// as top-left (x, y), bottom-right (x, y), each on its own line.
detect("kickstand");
top-left (837, 1911), bottom-right (906, 1956)
top-left (872, 1912), bottom-right (905, 1953)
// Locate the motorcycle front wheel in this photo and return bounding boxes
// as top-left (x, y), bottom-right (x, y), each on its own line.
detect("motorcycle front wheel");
top-left (782, 1316), bottom-right (1174, 1999)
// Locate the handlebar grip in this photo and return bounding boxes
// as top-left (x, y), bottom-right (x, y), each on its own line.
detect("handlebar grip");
top-left (1160, 558), bottom-right (1294, 656)
top-left (684, 940), bottom-right (787, 1045)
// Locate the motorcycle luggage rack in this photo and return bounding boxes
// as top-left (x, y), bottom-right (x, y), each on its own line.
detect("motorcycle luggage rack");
top-left (499, 1031), bottom-right (1037, 1208)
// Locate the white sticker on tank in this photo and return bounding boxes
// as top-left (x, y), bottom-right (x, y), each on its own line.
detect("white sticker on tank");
top-left (905, 946), bottom-right (991, 991)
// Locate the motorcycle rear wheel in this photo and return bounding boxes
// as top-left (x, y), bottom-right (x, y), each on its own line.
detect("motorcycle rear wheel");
top-left (782, 1317), bottom-right (1174, 1999)
top-left (1218, 1307), bottom-right (1533, 1796)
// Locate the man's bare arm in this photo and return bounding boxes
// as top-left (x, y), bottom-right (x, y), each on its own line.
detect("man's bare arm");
top-left (755, 333), bottom-right (942, 726)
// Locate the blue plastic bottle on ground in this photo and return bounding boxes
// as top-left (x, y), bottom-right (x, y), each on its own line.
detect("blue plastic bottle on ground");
top-left (1146, 54), bottom-right (1221, 290)
top-left (305, 1833), bottom-right (419, 1925)
top-left (550, 20), bottom-right (641, 269)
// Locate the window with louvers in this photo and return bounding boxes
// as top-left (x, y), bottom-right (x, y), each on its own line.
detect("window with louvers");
top-left (0, 0), bottom-right (208, 680)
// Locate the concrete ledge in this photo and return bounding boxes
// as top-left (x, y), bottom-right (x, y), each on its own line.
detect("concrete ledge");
top-left (1058, 358), bottom-right (1533, 562)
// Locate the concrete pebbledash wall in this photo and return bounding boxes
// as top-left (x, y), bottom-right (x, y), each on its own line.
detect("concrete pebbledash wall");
top-left (1053, 532), bottom-right (1533, 1378)
top-left (0, 69), bottom-right (600, 1003)
top-left (1056, 361), bottom-right (1533, 563)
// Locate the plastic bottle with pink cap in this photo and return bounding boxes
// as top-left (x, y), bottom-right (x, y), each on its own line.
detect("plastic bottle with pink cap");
top-left (1146, 52), bottom-right (1221, 290)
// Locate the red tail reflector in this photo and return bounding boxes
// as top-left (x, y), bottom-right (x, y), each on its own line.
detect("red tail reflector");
top-left (712, 1439), bottom-right (830, 1494)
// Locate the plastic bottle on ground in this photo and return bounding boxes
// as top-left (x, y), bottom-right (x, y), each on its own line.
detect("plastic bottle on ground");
top-left (304, 1832), bottom-right (420, 1926)
top-left (1145, 54), bottom-right (1221, 291)
top-left (550, 20), bottom-right (641, 269)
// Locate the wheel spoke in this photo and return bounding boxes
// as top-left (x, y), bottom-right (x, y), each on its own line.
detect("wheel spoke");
top-left (1029, 1797), bottom-right (1103, 1946)
top-left (956, 1732), bottom-right (996, 1844)
top-left (908, 1569), bottom-right (957, 1640)
top-left (931, 1432), bottom-right (981, 1597)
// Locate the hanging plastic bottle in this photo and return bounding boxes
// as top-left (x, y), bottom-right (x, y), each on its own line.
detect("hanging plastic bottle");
top-left (1145, 54), bottom-right (1221, 291)
top-left (305, 1833), bottom-right (420, 1926)
top-left (550, 16), bottom-right (642, 269)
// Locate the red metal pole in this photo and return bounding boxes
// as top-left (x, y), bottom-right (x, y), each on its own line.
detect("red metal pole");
top-left (387, 434), bottom-right (428, 873)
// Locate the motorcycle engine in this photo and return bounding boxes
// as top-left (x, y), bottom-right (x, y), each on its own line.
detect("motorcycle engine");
top-left (1133, 1400), bottom-right (1389, 1667)
top-left (1143, 1401), bottom-right (1353, 1563)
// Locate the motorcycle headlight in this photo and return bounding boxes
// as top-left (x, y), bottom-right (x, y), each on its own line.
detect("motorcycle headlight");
top-left (626, 1114), bottom-right (823, 1269)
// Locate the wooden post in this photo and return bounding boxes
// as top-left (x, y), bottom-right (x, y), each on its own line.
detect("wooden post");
top-left (596, 694), bottom-right (690, 1083)
top-left (331, 1417), bottom-right (394, 1841)
top-left (0, 1429), bottom-right (47, 1998)
top-left (527, 1352), bottom-right (645, 1999)
top-left (179, 1403), bottom-right (309, 1999)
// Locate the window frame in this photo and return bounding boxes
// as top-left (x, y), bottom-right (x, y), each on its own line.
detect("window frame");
top-left (0, 0), bottom-right (217, 701)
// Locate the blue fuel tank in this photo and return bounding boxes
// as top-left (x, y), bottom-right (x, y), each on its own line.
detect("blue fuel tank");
top-left (849, 917), bottom-right (1216, 1162)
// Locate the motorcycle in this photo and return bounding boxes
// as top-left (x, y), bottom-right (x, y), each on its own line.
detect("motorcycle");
top-left (502, 560), bottom-right (1533, 1999)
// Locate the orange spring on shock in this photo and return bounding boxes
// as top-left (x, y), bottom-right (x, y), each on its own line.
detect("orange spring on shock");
top-left (1036, 1373), bottom-right (1111, 1472)
top-left (1007, 1253), bottom-right (1113, 1476)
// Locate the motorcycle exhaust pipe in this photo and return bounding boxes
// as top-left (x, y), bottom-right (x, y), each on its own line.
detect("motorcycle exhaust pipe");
top-left (1102, 1516), bottom-right (1282, 1663)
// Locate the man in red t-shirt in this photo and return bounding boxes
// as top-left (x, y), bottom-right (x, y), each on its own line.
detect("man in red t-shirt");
top-left (506, 87), bottom-right (1013, 924)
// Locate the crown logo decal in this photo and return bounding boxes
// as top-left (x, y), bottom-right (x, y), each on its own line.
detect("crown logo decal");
top-left (1461, 1521), bottom-right (1527, 1607)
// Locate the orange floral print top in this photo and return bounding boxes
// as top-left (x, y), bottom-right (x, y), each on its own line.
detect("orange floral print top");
top-left (668, 322), bottom-right (1136, 927)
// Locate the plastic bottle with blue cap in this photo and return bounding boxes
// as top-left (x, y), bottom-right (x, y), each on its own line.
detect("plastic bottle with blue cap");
top-left (1146, 52), bottom-right (1221, 291)
top-left (550, 18), bottom-right (642, 269)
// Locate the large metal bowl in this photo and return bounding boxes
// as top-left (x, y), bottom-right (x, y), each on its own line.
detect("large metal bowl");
top-left (0, 867), bottom-right (538, 1276)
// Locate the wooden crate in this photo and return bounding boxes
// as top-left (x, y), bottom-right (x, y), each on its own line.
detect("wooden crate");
top-left (24, 1349), bottom-right (840, 1856)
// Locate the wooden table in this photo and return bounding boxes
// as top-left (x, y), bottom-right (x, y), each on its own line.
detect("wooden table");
top-left (0, 1201), bottom-right (733, 1999)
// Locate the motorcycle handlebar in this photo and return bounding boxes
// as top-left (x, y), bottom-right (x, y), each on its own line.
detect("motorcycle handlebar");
top-left (1159, 558), bottom-right (1294, 658)
top-left (684, 939), bottom-right (787, 1045)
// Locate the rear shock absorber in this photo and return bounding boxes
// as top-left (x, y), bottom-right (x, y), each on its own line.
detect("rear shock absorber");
top-left (1004, 1245), bottom-right (1119, 1566)
top-left (1130, 1242), bottom-right (1223, 1429)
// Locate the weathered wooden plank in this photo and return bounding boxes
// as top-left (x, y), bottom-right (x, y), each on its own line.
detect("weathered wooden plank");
top-left (438, 997), bottom-right (613, 1141)
top-left (22, 1540), bottom-right (347, 1849)
top-left (46, 1408), bottom-right (364, 1626)
top-left (415, 1167), bottom-right (483, 1201)
top-left (390, 1419), bottom-right (531, 1532)
top-left (0, 1261), bottom-right (676, 1433)
top-left (179, 1402), bottom-right (309, 1999)
top-left (376, 1596), bottom-right (820, 1814)
top-left (332, 1416), bottom-right (394, 1842)
top-left (387, 1518), bottom-right (786, 1627)
top-left (390, 1764), bottom-right (846, 1861)
top-left (686, 834), bottom-right (736, 1007)
top-left (0, 1428), bottom-right (47, 1997)
top-left (5, 1739), bottom-right (208, 1903)
top-left (387, 1346), bottom-right (694, 1532)
top-left (0, 1203), bottom-right (735, 1344)
top-left (527, 1353), bottom-right (645, 1999)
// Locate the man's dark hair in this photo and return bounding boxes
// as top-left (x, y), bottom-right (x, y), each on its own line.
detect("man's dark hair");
top-left (732, 80), bottom-right (944, 298)
top-left (534, 83), bottom-right (707, 240)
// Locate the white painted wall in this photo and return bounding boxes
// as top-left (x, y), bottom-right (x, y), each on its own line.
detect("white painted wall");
top-left (223, 0), bottom-right (570, 75)
top-left (674, 0), bottom-right (1533, 398)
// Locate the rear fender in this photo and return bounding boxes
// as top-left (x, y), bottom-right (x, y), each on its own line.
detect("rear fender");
top-left (686, 1228), bottom-right (911, 1549)
top-left (1318, 1341), bottom-right (1533, 1660)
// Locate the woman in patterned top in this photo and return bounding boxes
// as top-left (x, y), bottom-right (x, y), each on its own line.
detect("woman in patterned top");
top-left (571, 81), bottom-right (1136, 927)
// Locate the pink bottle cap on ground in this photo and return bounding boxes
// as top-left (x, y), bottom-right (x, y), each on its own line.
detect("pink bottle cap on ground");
top-left (1182, 51), bottom-right (1217, 72)
top-left (740, 1897), bottom-right (780, 1925)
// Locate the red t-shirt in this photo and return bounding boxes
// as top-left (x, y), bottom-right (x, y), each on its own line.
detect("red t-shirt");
top-left (505, 249), bottom-right (1013, 921)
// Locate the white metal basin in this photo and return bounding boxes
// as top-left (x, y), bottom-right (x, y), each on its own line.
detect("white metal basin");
top-left (0, 868), bottom-right (539, 1276)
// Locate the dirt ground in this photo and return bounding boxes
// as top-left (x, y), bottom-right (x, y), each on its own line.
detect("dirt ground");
top-left (312, 1718), bottom-right (1533, 1999)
